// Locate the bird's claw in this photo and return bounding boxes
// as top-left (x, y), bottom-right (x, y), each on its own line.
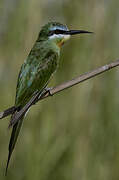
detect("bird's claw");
top-left (44, 87), bottom-right (53, 96)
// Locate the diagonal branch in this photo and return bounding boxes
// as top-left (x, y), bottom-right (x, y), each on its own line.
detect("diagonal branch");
top-left (40, 59), bottom-right (119, 99)
top-left (1, 59), bottom-right (119, 121)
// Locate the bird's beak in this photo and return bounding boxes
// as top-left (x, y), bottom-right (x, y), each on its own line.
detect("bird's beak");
top-left (65, 30), bottom-right (93, 35)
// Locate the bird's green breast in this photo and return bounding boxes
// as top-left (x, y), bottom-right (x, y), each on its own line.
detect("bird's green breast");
top-left (15, 40), bottom-right (60, 107)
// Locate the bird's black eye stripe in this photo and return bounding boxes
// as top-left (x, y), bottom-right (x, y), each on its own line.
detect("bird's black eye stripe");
top-left (55, 29), bottom-right (64, 34)
top-left (49, 29), bottom-right (67, 36)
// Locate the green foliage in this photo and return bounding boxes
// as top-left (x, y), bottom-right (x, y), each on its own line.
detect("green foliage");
top-left (0, 0), bottom-right (119, 179)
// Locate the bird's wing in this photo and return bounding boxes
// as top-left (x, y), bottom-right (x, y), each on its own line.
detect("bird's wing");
top-left (15, 59), bottom-right (38, 107)
top-left (15, 50), bottom-right (58, 107)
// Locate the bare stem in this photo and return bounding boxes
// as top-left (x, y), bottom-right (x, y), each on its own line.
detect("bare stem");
top-left (41, 59), bottom-right (119, 99)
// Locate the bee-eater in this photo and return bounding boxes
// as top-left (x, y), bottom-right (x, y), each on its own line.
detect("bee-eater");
top-left (5, 22), bottom-right (92, 175)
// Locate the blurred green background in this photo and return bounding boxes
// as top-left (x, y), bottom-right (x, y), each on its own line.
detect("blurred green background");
top-left (0, 0), bottom-right (119, 179)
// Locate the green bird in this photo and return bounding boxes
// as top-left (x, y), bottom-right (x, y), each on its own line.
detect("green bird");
top-left (5, 22), bottom-right (92, 175)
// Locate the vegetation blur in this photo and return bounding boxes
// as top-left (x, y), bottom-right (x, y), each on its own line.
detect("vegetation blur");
top-left (0, 0), bottom-right (119, 179)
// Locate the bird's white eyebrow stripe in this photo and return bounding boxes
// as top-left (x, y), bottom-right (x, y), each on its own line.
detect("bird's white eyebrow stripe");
top-left (50, 26), bottom-right (68, 31)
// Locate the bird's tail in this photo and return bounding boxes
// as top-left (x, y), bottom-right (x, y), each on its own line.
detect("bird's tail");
top-left (5, 111), bottom-right (24, 176)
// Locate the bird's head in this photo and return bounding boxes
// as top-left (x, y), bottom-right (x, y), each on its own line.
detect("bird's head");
top-left (38, 22), bottom-right (93, 48)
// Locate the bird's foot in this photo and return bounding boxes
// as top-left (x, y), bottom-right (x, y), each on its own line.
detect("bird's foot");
top-left (35, 87), bottom-right (53, 104)
top-left (43, 87), bottom-right (53, 96)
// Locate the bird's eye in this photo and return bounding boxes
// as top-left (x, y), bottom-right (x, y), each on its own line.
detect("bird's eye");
top-left (49, 30), bottom-right (55, 36)
top-left (49, 29), bottom-right (60, 36)
top-left (54, 29), bottom-right (61, 34)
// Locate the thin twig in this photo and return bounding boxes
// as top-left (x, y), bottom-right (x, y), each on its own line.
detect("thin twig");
top-left (0, 106), bottom-right (17, 119)
top-left (40, 59), bottom-right (119, 99)
top-left (1, 59), bottom-right (119, 120)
